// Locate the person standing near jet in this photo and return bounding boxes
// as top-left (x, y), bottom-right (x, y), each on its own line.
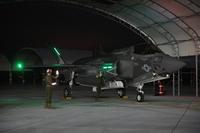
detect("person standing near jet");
top-left (44, 69), bottom-right (59, 108)
top-left (96, 71), bottom-right (104, 98)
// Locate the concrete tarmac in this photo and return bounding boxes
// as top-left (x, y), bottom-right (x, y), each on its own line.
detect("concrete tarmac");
top-left (0, 85), bottom-right (200, 133)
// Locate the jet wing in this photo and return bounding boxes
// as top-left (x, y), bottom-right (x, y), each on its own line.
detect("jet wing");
top-left (132, 73), bottom-right (170, 87)
top-left (24, 64), bottom-right (90, 70)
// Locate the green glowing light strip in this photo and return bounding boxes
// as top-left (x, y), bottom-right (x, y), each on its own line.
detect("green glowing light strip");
top-left (53, 48), bottom-right (61, 56)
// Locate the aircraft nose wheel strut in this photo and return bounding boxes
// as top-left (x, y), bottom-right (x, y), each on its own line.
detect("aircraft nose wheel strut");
top-left (136, 84), bottom-right (144, 102)
top-left (64, 84), bottom-right (72, 98)
top-left (64, 71), bottom-right (75, 99)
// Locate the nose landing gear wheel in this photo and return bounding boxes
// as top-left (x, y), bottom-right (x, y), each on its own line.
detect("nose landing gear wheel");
top-left (136, 93), bottom-right (144, 102)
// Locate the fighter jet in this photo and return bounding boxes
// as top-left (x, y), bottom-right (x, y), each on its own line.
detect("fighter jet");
top-left (24, 46), bottom-right (185, 102)
top-left (51, 45), bottom-right (185, 102)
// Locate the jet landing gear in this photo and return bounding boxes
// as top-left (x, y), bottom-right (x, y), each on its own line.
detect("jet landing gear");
top-left (64, 71), bottom-right (75, 100)
top-left (117, 81), bottom-right (127, 98)
top-left (136, 84), bottom-right (144, 102)
top-left (64, 80), bottom-right (72, 100)
top-left (117, 88), bottom-right (126, 98)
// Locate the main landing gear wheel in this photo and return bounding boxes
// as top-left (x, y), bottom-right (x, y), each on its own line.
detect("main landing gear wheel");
top-left (136, 93), bottom-right (144, 102)
top-left (117, 88), bottom-right (126, 98)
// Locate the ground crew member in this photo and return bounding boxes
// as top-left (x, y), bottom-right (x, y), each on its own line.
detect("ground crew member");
top-left (96, 71), bottom-right (104, 98)
top-left (44, 69), bottom-right (59, 108)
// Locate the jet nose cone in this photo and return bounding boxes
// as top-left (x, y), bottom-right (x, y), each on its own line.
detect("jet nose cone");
top-left (178, 61), bottom-right (186, 69)
top-left (163, 57), bottom-right (186, 73)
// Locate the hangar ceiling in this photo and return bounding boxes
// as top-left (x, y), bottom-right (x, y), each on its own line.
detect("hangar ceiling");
top-left (1, 0), bottom-right (200, 57)
top-left (64, 0), bottom-right (200, 57)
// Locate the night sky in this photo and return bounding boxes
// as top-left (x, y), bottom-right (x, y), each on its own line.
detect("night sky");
top-left (0, 1), bottom-right (145, 57)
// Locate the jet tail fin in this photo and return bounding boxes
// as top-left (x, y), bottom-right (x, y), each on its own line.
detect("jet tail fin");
top-left (127, 46), bottom-right (135, 55)
top-left (51, 47), bottom-right (65, 65)
top-left (58, 54), bottom-right (65, 65)
top-left (111, 45), bottom-right (135, 55)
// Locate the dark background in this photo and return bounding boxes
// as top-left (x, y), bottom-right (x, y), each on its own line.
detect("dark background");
top-left (0, 1), bottom-right (148, 57)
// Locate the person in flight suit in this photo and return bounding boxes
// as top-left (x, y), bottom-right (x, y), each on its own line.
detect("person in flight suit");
top-left (96, 71), bottom-right (104, 98)
top-left (44, 68), bottom-right (59, 108)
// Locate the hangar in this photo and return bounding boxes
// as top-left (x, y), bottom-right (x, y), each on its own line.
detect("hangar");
top-left (1, 0), bottom-right (199, 96)
top-left (0, 1), bottom-right (200, 133)
top-left (64, 0), bottom-right (200, 96)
